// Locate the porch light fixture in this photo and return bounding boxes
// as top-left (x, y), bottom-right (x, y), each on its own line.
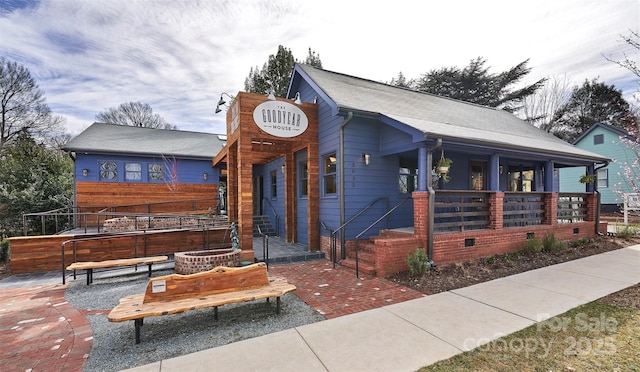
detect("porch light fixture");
top-left (203, 172), bottom-right (208, 180)
top-left (363, 153), bottom-right (371, 166)
top-left (82, 168), bottom-right (89, 176)
top-left (215, 93), bottom-right (235, 114)
top-left (267, 90), bottom-right (276, 100)
top-left (293, 92), bottom-right (302, 104)
top-left (499, 165), bottom-right (503, 174)
top-left (281, 164), bottom-right (285, 174)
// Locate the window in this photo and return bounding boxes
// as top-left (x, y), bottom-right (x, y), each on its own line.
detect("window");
top-left (399, 167), bottom-right (417, 193)
top-left (125, 162), bottom-right (141, 181)
top-left (299, 162), bottom-right (308, 197)
top-left (323, 153), bottom-right (337, 195)
top-left (508, 167), bottom-right (534, 192)
top-left (270, 170), bottom-right (277, 198)
top-left (593, 134), bottom-right (604, 145)
top-left (597, 168), bottom-right (608, 188)
top-left (470, 162), bottom-right (486, 190)
top-left (148, 163), bottom-right (164, 181)
top-left (99, 161), bottom-right (118, 180)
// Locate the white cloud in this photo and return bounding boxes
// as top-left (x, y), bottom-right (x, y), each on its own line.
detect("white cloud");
top-left (0, 0), bottom-right (638, 136)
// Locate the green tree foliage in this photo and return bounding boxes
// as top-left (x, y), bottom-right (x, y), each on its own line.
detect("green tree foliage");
top-left (95, 101), bottom-right (176, 129)
top-left (551, 79), bottom-right (634, 142)
top-left (0, 132), bottom-right (73, 236)
top-left (389, 72), bottom-right (413, 88)
top-left (244, 46), bottom-right (323, 97)
top-left (399, 57), bottom-right (545, 113)
top-left (0, 57), bottom-right (64, 149)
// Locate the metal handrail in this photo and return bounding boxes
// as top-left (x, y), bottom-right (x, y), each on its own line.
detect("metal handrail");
top-left (23, 197), bottom-right (218, 236)
top-left (255, 225), bottom-right (269, 269)
top-left (261, 197), bottom-right (280, 237)
top-left (353, 197), bottom-right (412, 278)
top-left (322, 197), bottom-right (390, 265)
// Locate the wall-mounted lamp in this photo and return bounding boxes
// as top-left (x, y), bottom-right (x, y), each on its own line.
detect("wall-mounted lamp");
top-left (363, 153), bottom-right (371, 166)
top-left (281, 164), bottom-right (285, 174)
top-left (293, 92), bottom-right (301, 104)
top-left (499, 165), bottom-right (503, 175)
top-left (267, 90), bottom-right (276, 100)
top-left (215, 92), bottom-right (235, 114)
top-left (203, 172), bottom-right (208, 180)
top-left (82, 168), bottom-right (89, 176)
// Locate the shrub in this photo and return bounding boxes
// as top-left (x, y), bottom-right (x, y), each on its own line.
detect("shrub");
top-left (616, 225), bottom-right (639, 239)
top-left (542, 233), bottom-right (567, 252)
top-left (570, 238), bottom-right (588, 248)
top-left (407, 248), bottom-right (430, 276)
top-left (522, 238), bottom-right (543, 254)
top-left (0, 239), bottom-right (9, 262)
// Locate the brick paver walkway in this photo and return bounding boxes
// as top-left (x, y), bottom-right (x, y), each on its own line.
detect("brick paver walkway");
top-left (0, 260), bottom-right (422, 370)
top-left (270, 260), bottom-right (425, 319)
top-left (0, 284), bottom-right (92, 372)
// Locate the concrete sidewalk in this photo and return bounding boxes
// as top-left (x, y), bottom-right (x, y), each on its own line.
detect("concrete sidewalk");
top-left (126, 245), bottom-right (640, 372)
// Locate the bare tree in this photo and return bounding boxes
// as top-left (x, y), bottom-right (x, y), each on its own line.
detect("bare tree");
top-left (96, 102), bottom-right (176, 129)
top-left (0, 57), bottom-right (64, 149)
top-left (519, 74), bottom-right (572, 132)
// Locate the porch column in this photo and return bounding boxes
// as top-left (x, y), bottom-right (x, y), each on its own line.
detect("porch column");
top-left (488, 192), bottom-right (504, 229)
top-left (284, 152), bottom-right (296, 243)
top-left (237, 138), bottom-right (255, 262)
top-left (489, 154), bottom-right (500, 191)
top-left (417, 146), bottom-right (428, 191)
top-left (543, 193), bottom-right (558, 225)
top-left (586, 164), bottom-right (595, 193)
top-left (412, 191), bottom-right (429, 238)
top-left (544, 161), bottom-right (555, 192)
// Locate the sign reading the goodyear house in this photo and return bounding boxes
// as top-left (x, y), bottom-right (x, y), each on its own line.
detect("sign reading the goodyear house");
top-left (253, 100), bottom-right (308, 138)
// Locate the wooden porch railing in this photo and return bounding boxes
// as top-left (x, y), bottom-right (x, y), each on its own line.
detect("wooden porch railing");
top-left (503, 192), bottom-right (545, 228)
top-left (433, 191), bottom-right (490, 233)
top-left (557, 193), bottom-right (588, 223)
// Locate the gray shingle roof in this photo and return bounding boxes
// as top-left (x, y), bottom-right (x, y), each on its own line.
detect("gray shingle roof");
top-left (296, 64), bottom-right (609, 162)
top-left (64, 123), bottom-right (226, 159)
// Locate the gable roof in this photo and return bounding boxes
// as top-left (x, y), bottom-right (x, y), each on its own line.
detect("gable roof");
top-left (64, 122), bottom-right (226, 159)
top-left (572, 122), bottom-right (631, 144)
top-left (292, 64), bottom-right (609, 163)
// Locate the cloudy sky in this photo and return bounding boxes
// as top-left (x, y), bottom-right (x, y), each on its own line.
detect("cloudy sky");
top-left (0, 0), bottom-right (638, 136)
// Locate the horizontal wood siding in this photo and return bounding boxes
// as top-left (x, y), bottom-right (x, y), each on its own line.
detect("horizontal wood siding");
top-left (76, 182), bottom-right (218, 213)
top-left (9, 228), bottom-right (230, 274)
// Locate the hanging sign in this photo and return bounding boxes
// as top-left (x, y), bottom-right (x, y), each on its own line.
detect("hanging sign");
top-left (252, 100), bottom-right (308, 138)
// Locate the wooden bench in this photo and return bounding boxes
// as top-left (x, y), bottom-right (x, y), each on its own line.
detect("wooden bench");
top-left (66, 256), bottom-right (169, 285)
top-left (107, 263), bottom-right (296, 344)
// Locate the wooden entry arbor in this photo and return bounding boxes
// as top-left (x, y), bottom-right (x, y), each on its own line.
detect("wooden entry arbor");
top-left (213, 92), bottom-right (319, 262)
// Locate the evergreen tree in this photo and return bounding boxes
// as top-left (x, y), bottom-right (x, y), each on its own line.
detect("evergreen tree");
top-left (551, 79), bottom-right (633, 142)
top-left (0, 132), bottom-right (73, 236)
top-left (410, 57), bottom-right (545, 112)
top-left (244, 46), bottom-right (323, 97)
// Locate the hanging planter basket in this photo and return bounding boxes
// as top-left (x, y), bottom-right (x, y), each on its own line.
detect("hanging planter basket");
top-left (436, 150), bottom-right (452, 175)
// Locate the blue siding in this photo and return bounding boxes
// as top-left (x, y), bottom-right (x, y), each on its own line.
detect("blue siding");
top-left (560, 126), bottom-right (629, 205)
top-left (257, 157), bottom-right (286, 237)
top-left (75, 154), bottom-right (219, 184)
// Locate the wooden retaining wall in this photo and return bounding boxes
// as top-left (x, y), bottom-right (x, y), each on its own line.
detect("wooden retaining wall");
top-left (8, 228), bottom-right (232, 275)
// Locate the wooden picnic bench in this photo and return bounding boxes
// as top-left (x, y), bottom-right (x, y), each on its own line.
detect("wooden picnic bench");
top-left (66, 256), bottom-right (169, 285)
top-left (107, 262), bottom-right (296, 344)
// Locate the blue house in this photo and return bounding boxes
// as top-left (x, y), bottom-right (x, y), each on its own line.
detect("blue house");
top-left (560, 122), bottom-right (635, 212)
top-left (63, 122), bottom-right (227, 215)
top-left (215, 64), bottom-right (610, 276)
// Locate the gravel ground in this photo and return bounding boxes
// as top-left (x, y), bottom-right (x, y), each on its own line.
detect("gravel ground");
top-left (64, 270), bottom-right (325, 372)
